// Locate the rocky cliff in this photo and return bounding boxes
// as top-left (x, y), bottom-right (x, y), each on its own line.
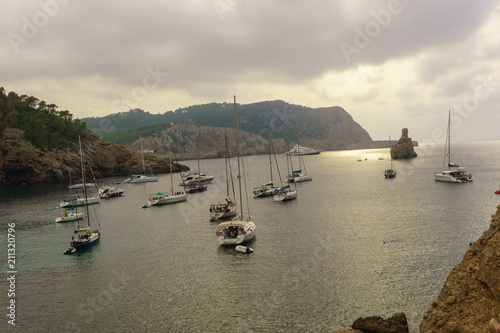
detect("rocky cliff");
top-left (419, 205), bottom-right (500, 332)
top-left (0, 128), bottom-right (188, 184)
top-left (390, 128), bottom-right (417, 159)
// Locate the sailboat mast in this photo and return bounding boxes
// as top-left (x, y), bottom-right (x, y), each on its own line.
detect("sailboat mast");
top-left (224, 133), bottom-right (230, 197)
top-left (197, 128), bottom-right (201, 185)
top-left (78, 136), bottom-right (91, 227)
top-left (447, 110), bottom-right (451, 168)
top-left (389, 135), bottom-right (394, 169)
top-left (169, 136), bottom-right (174, 194)
top-left (267, 125), bottom-right (273, 183)
top-left (139, 135), bottom-right (145, 173)
top-left (233, 96), bottom-right (243, 218)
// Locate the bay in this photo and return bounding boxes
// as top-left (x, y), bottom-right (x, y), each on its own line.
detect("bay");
top-left (1, 140), bottom-right (500, 332)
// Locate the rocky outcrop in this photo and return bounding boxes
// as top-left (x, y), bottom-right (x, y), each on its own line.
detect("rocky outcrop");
top-left (0, 128), bottom-right (189, 184)
top-left (335, 313), bottom-right (409, 333)
top-left (419, 205), bottom-right (500, 333)
top-left (390, 128), bottom-right (417, 159)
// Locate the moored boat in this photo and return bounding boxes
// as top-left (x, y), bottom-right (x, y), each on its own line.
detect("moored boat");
top-left (286, 144), bottom-right (321, 156)
top-left (98, 186), bottom-right (125, 198)
top-left (55, 208), bottom-right (84, 223)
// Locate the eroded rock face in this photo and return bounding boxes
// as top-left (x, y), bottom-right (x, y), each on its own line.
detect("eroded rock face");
top-left (390, 128), bottom-right (417, 159)
top-left (0, 129), bottom-right (189, 184)
top-left (419, 205), bottom-right (500, 333)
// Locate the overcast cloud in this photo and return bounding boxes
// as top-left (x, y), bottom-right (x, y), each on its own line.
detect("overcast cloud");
top-left (1, 0), bottom-right (499, 141)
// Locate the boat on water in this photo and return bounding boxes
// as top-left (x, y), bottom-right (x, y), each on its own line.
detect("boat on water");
top-left (216, 96), bottom-right (256, 245)
top-left (55, 208), bottom-right (84, 223)
top-left (434, 111), bottom-right (473, 183)
top-left (60, 194), bottom-right (100, 208)
top-left (286, 141), bottom-right (313, 183)
top-left (253, 126), bottom-right (277, 198)
top-left (124, 135), bottom-right (159, 183)
top-left (98, 186), bottom-right (125, 198)
top-left (285, 144), bottom-right (321, 156)
top-left (180, 172), bottom-right (214, 186)
top-left (210, 133), bottom-right (237, 221)
top-left (64, 136), bottom-right (101, 255)
top-left (274, 185), bottom-right (298, 202)
top-left (186, 184), bottom-right (208, 193)
top-left (253, 181), bottom-right (277, 197)
top-left (145, 136), bottom-right (187, 207)
top-left (210, 197), bottom-right (237, 221)
top-left (384, 135), bottom-right (397, 179)
top-left (68, 182), bottom-right (96, 189)
top-left (147, 191), bottom-right (187, 206)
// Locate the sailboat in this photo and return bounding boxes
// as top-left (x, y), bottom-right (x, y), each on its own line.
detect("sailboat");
top-left (124, 135), bottom-right (159, 183)
top-left (210, 133), bottom-right (237, 221)
top-left (384, 135), bottom-right (397, 178)
top-left (434, 111), bottom-right (473, 183)
top-left (253, 126), bottom-right (277, 198)
top-left (185, 128), bottom-right (209, 193)
top-left (55, 207), bottom-right (84, 223)
top-left (146, 136), bottom-right (187, 207)
top-left (215, 96), bottom-right (256, 245)
top-left (64, 136), bottom-right (101, 254)
top-left (286, 140), bottom-right (312, 183)
top-left (274, 140), bottom-right (298, 201)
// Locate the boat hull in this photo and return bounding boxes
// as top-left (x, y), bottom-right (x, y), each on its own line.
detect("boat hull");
top-left (274, 190), bottom-right (297, 202)
top-left (216, 221), bottom-right (256, 245)
top-left (56, 212), bottom-right (84, 223)
top-left (60, 196), bottom-right (100, 208)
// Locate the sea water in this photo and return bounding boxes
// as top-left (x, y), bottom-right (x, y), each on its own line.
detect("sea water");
top-left (1, 140), bottom-right (499, 332)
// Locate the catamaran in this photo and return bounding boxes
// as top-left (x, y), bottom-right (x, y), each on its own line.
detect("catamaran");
top-left (434, 111), bottom-right (472, 183)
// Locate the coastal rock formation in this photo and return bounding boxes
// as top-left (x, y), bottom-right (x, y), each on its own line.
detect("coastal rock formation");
top-left (335, 313), bottom-right (408, 333)
top-left (0, 128), bottom-right (188, 184)
top-left (390, 128), bottom-right (417, 159)
top-left (419, 205), bottom-right (500, 332)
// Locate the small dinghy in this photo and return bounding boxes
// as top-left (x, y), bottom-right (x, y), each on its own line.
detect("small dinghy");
top-left (63, 247), bottom-right (76, 255)
top-left (235, 245), bottom-right (253, 254)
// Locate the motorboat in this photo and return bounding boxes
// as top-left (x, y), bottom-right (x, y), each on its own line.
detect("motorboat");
top-left (210, 197), bottom-right (237, 221)
top-left (384, 168), bottom-right (397, 178)
top-left (285, 144), bottom-right (321, 156)
top-left (98, 186), bottom-right (125, 198)
top-left (180, 172), bottom-right (214, 186)
top-left (186, 184), bottom-right (208, 193)
top-left (216, 220), bottom-right (256, 245)
top-left (55, 208), bottom-right (84, 223)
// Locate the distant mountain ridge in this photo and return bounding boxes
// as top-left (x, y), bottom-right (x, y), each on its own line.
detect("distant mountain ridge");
top-left (83, 100), bottom-right (375, 151)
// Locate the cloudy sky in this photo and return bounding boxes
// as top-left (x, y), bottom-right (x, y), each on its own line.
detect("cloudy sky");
top-left (1, 0), bottom-right (499, 141)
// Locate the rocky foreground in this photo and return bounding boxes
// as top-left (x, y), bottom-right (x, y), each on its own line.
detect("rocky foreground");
top-left (0, 128), bottom-right (189, 184)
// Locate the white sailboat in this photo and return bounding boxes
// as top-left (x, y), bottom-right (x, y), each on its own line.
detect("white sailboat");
top-left (253, 126), bottom-right (277, 197)
top-left (216, 96), bottom-right (256, 245)
top-left (124, 135), bottom-right (159, 183)
top-left (286, 141), bottom-right (312, 183)
top-left (55, 207), bottom-right (84, 223)
top-left (64, 136), bottom-right (101, 254)
top-left (434, 111), bottom-right (473, 183)
top-left (146, 136), bottom-right (187, 207)
top-left (274, 140), bottom-right (298, 201)
top-left (384, 135), bottom-right (397, 179)
top-left (210, 133), bottom-right (237, 221)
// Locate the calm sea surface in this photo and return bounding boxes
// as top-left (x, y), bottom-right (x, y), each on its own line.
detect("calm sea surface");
top-left (1, 140), bottom-right (500, 332)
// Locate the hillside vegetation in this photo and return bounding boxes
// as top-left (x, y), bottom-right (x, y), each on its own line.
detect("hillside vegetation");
top-left (82, 100), bottom-right (373, 148)
top-left (0, 87), bottom-right (88, 150)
